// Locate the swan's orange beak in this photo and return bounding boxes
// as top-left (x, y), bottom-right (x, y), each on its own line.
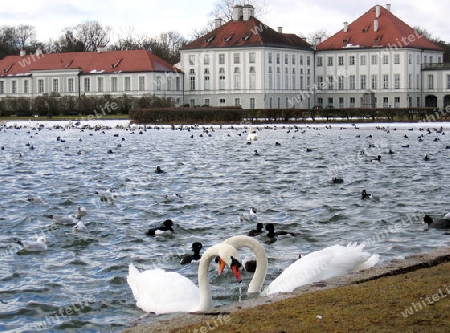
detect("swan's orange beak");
top-left (216, 256), bottom-right (226, 276)
top-left (230, 256), bottom-right (242, 283)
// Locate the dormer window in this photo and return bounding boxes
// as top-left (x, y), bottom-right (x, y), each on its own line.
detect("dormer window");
top-left (206, 35), bottom-right (216, 43)
top-left (374, 35), bottom-right (383, 43)
top-left (242, 34), bottom-right (251, 41)
top-left (224, 35), bottom-right (233, 42)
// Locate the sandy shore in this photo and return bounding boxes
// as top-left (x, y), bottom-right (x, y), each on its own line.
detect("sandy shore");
top-left (120, 246), bottom-right (450, 333)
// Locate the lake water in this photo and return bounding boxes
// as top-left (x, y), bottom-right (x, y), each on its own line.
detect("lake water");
top-left (1, 119), bottom-right (449, 332)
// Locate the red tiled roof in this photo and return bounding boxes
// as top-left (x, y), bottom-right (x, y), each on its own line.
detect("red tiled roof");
top-left (0, 50), bottom-right (181, 77)
top-left (182, 16), bottom-right (311, 50)
top-left (317, 5), bottom-right (444, 52)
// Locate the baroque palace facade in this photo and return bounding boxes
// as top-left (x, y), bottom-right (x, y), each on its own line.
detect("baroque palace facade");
top-left (0, 4), bottom-right (449, 110)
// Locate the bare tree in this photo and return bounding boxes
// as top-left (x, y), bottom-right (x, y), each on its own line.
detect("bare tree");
top-left (210, 0), bottom-right (267, 22)
top-left (46, 29), bottom-right (85, 53)
top-left (74, 21), bottom-right (111, 52)
top-left (15, 25), bottom-right (37, 50)
top-left (306, 30), bottom-right (330, 47)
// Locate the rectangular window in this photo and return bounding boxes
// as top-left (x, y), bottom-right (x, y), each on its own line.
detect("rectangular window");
top-left (24, 80), bottom-right (29, 94)
top-left (328, 76), bottom-right (334, 90)
top-left (204, 76), bottom-right (210, 90)
top-left (447, 75), bottom-right (450, 89)
top-left (394, 97), bottom-right (400, 107)
top-left (299, 55), bottom-right (303, 65)
top-left (292, 55), bottom-right (295, 65)
top-left (285, 54), bottom-right (288, 64)
top-left (383, 55), bottom-right (389, 64)
top-left (38, 79), bottom-right (44, 93)
top-left (349, 97), bottom-right (355, 107)
top-left (233, 53), bottom-right (240, 64)
top-left (360, 75), bottom-right (366, 90)
top-left (204, 98), bottom-right (210, 106)
top-left (317, 76), bottom-right (323, 90)
top-left (371, 54), bottom-right (378, 65)
top-left (52, 79), bottom-right (58, 93)
top-left (383, 97), bottom-right (389, 108)
top-left (409, 54), bottom-right (412, 64)
top-left (68, 78), bottom-right (74, 93)
top-left (408, 74), bottom-right (412, 89)
top-left (189, 76), bottom-right (196, 90)
top-left (0, 81), bottom-right (4, 94)
top-left (276, 53), bottom-right (280, 64)
top-left (98, 77), bottom-right (103, 92)
top-left (234, 75), bottom-right (240, 89)
top-left (219, 76), bottom-right (225, 90)
top-left (268, 53), bottom-right (272, 64)
top-left (176, 77), bottom-right (181, 91)
top-left (167, 77), bottom-right (172, 91)
top-left (125, 77), bottom-right (131, 91)
top-left (219, 98), bottom-right (225, 104)
top-left (349, 56), bottom-right (355, 65)
top-left (360, 55), bottom-right (366, 65)
top-left (250, 98), bottom-right (256, 109)
top-left (219, 54), bottom-right (225, 64)
top-left (338, 56), bottom-right (344, 66)
top-left (339, 97), bottom-right (344, 108)
top-left (394, 54), bottom-right (400, 64)
top-left (349, 75), bottom-right (355, 89)
top-left (383, 75), bottom-right (389, 89)
top-left (307, 56), bottom-right (310, 66)
top-left (250, 74), bottom-right (256, 90)
top-left (338, 76), bottom-right (344, 90)
top-left (394, 74), bottom-right (400, 89)
top-left (204, 54), bottom-right (210, 65)
top-left (416, 74), bottom-right (420, 89)
top-left (428, 75), bottom-right (434, 89)
top-left (12, 81), bottom-right (17, 94)
top-left (189, 99), bottom-right (195, 107)
top-left (111, 77), bottom-right (117, 92)
top-left (327, 56), bottom-right (333, 66)
top-left (156, 76), bottom-right (161, 91)
top-left (84, 78), bottom-right (90, 92)
top-left (234, 98), bottom-right (240, 106)
top-left (317, 97), bottom-right (323, 107)
top-left (317, 56), bottom-right (323, 67)
top-left (371, 75), bottom-right (377, 90)
top-left (139, 77), bottom-right (145, 91)
top-left (249, 52), bottom-right (255, 64)
top-left (189, 55), bottom-right (195, 65)
top-left (300, 76), bottom-right (303, 90)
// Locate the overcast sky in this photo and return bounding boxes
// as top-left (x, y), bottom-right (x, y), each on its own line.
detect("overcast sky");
top-left (1, 0), bottom-right (449, 43)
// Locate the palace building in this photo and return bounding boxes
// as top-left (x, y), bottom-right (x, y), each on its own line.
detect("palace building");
top-left (0, 4), bottom-right (448, 110)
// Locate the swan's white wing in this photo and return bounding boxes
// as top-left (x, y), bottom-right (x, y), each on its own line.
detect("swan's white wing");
top-left (264, 244), bottom-right (378, 295)
top-left (127, 264), bottom-right (200, 314)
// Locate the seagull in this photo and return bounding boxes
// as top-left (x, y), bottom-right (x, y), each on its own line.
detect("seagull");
top-left (17, 237), bottom-right (48, 252)
top-left (73, 221), bottom-right (88, 233)
top-left (44, 213), bottom-right (79, 225)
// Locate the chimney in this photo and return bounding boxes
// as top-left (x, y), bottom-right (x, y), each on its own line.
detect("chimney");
top-left (386, 4), bottom-right (391, 12)
top-left (375, 5), bottom-right (380, 18)
top-left (20, 49), bottom-right (26, 57)
top-left (374, 19), bottom-right (379, 32)
top-left (232, 5), bottom-right (243, 21)
top-left (214, 18), bottom-right (223, 29)
top-left (242, 4), bottom-right (254, 21)
top-left (35, 47), bottom-right (42, 57)
top-left (315, 36), bottom-right (322, 45)
top-left (343, 22), bottom-right (348, 33)
top-left (278, 27), bottom-right (282, 33)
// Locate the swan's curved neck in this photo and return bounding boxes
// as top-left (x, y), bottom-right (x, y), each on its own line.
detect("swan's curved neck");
top-left (224, 235), bottom-right (267, 293)
top-left (197, 243), bottom-right (238, 312)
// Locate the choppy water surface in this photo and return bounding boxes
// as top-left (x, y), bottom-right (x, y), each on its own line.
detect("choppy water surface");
top-left (0, 120), bottom-right (449, 332)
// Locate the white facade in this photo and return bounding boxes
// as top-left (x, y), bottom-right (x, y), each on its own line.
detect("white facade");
top-left (180, 47), bottom-right (314, 109)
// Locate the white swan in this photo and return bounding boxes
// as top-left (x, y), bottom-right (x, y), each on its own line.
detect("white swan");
top-left (246, 126), bottom-right (258, 141)
top-left (262, 243), bottom-right (380, 295)
top-left (224, 235), bottom-right (268, 293)
top-left (222, 237), bottom-right (379, 296)
top-left (127, 242), bottom-right (242, 314)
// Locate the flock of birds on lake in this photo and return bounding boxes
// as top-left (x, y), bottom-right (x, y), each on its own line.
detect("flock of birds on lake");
top-left (3, 120), bottom-right (450, 316)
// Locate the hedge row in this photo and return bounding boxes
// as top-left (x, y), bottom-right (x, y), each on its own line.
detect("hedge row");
top-left (0, 94), bottom-right (174, 117)
top-left (130, 107), bottom-right (447, 124)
